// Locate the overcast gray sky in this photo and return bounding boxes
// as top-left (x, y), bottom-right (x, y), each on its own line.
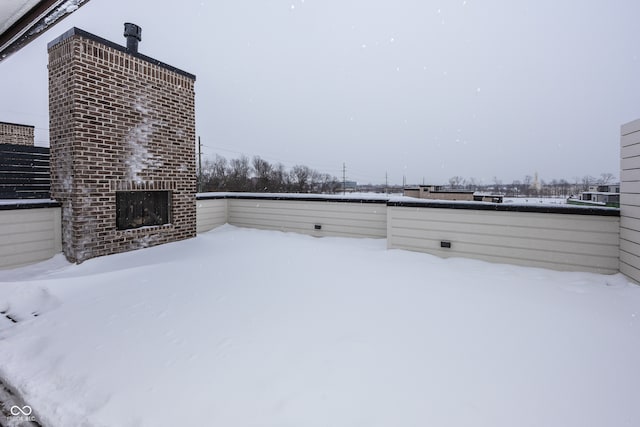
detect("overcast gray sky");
top-left (1, 0), bottom-right (639, 185)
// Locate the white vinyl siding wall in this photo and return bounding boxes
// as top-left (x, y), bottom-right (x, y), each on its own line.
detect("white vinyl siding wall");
top-left (227, 198), bottom-right (387, 238)
top-left (0, 196), bottom-right (622, 275)
top-left (0, 206), bottom-right (62, 269)
top-left (388, 206), bottom-right (619, 274)
top-left (620, 118), bottom-right (640, 282)
top-left (196, 198), bottom-right (227, 233)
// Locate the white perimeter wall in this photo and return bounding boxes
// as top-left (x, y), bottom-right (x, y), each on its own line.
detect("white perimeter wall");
top-left (226, 197), bottom-right (387, 238)
top-left (196, 198), bottom-right (227, 234)
top-left (387, 205), bottom-right (619, 274)
top-left (196, 195), bottom-right (619, 274)
top-left (620, 118), bottom-right (640, 282)
top-left (1, 197), bottom-right (622, 275)
top-left (0, 206), bottom-right (61, 269)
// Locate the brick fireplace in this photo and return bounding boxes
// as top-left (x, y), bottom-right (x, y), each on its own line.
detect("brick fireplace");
top-left (48, 25), bottom-right (196, 263)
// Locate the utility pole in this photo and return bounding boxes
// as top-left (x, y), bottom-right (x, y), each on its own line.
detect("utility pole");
top-left (198, 136), bottom-right (202, 193)
top-left (342, 162), bottom-right (346, 195)
top-left (385, 171), bottom-right (388, 194)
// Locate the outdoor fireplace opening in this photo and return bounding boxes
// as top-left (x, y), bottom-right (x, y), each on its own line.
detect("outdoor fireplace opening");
top-left (116, 191), bottom-right (171, 230)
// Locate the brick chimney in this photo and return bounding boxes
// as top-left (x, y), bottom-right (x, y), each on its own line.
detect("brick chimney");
top-left (48, 26), bottom-right (196, 263)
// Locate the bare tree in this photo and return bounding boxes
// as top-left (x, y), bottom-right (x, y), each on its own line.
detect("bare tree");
top-left (252, 156), bottom-right (272, 192)
top-left (582, 175), bottom-right (597, 191)
top-left (228, 155), bottom-right (251, 191)
top-left (200, 155), bottom-right (228, 191)
top-left (448, 176), bottom-right (465, 189)
top-left (269, 162), bottom-right (289, 192)
top-left (465, 177), bottom-right (479, 191)
top-left (599, 173), bottom-right (616, 185)
top-left (291, 165), bottom-right (311, 192)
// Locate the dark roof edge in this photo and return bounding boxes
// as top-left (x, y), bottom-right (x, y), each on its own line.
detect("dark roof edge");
top-left (196, 193), bottom-right (389, 204)
top-left (387, 200), bottom-right (620, 216)
top-left (47, 27), bottom-right (196, 80)
top-left (0, 201), bottom-right (61, 210)
top-left (0, 121), bottom-right (34, 128)
top-left (196, 193), bottom-right (620, 216)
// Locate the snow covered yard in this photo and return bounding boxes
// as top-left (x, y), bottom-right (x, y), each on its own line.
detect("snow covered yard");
top-left (0, 225), bottom-right (639, 427)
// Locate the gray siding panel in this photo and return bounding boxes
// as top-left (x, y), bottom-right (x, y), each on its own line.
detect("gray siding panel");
top-left (620, 168), bottom-right (640, 183)
top-left (388, 206), bottom-right (619, 274)
top-left (621, 118), bottom-right (640, 137)
top-left (196, 199), bottom-right (227, 233)
top-left (620, 118), bottom-right (640, 282)
top-left (0, 206), bottom-right (62, 269)
top-left (227, 199), bottom-right (387, 238)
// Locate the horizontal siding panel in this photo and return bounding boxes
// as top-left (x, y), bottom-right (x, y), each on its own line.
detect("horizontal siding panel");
top-left (621, 157), bottom-right (640, 171)
top-left (620, 248), bottom-right (640, 271)
top-left (621, 119), bottom-right (640, 137)
top-left (621, 193), bottom-right (640, 207)
top-left (196, 199), bottom-right (227, 233)
top-left (620, 226), bottom-right (640, 246)
top-left (389, 216), bottom-right (618, 246)
top-left (388, 235), bottom-right (618, 273)
top-left (0, 207), bottom-right (61, 269)
top-left (229, 199), bottom-right (386, 216)
top-left (0, 208), bottom-right (57, 223)
top-left (388, 206), bottom-right (619, 274)
top-left (621, 187), bottom-right (640, 195)
top-left (1, 230), bottom-right (57, 246)
top-left (229, 199), bottom-right (387, 217)
top-left (388, 207), bottom-right (620, 233)
top-left (0, 248), bottom-right (58, 270)
top-left (620, 237), bottom-right (640, 257)
top-left (0, 219), bottom-right (57, 235)
top-left (621, 142), bottom-right (640, 159)
top-left (620, 168), bottom-right (640, 182)
top-left (0, 239), bottom-right (57, 257)
top-left (229, 209), bottom-right (386, 229)
top-left (230, 215), bottom-right (385, 238)
top-left (391, 244), bottom-right (614, 273)
top-left (390, 225), bottom-right (618, 256)
top-left (227, 199), bottom-right (386, 238)
top-left (620, 216), bottom-right (640, 233)
top-left (620, 116), bottom-right (640, 283)
top-left (230, 219), bottom-right (383, 238)
top-left (229, 214), bottom-right (386, 238)
top-left (621, 132), bottom-right (640, 148)
top-left (620, 258), bottom-right (640, 283)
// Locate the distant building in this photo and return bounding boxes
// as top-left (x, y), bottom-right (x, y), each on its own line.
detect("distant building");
top-left (403, 185), bottom-right (503, 203)
top-left (568, 183), bottom-right (620, 208)
top-left (588, 184), bottom-right (620, 193)
top-left (0, 121), bottom-right (34, 146)
top-left (339, 180), bottom-right (358, 193)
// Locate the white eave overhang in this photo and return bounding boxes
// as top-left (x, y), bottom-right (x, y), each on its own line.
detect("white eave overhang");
top-left (0, 0), bottom-right (91, 63)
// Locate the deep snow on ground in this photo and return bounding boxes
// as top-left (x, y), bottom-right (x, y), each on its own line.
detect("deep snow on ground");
top-left (0, 225), bottom-right (639, 427)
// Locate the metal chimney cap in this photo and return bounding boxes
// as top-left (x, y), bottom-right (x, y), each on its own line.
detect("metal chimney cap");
top-left (124, 23), bottom-right (142, 41)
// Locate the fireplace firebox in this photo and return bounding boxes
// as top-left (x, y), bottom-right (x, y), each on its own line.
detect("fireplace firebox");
top-left (116, 191), bottom-right (171, 230)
